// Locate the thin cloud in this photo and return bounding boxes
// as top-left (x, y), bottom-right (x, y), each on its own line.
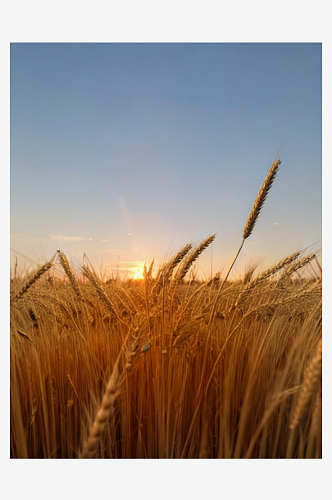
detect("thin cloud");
top-left (107, 261), bottom-right (144, 271)
top-left (50, 234), bottom-right (93, 242)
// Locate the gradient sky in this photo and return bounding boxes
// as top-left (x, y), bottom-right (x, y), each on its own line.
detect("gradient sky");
top-left (10, 43), bottom-right (322, 280)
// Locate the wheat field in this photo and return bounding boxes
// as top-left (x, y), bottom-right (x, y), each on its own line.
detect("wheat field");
top-left (10, 158), bottom-right (322, 459)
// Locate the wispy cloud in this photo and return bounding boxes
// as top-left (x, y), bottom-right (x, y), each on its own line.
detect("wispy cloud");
top-left (50, 234), bottom-right (93, 242)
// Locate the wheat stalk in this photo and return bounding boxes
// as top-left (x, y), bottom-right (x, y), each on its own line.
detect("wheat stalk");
top-left (147, 259), bottom-right (154, 279)
top-left (81, 264), bottom-right (119, 319)
top-left (152, 243), bottom-right (192, 294)
top-left (80, 328), bottom-right (139, 458)
top-left (279, 253), bottom-right (316, 281)
top-left (79, 354), bottom-right (123, 458)
top-left (58, 251), bottom-right (84, 301)
top-left (173, 235), bottom-right (215, 283)
top-left (290, 337), bottom-right (322, 429)
top-left (209, 157), bottom-right (281, 324)
top-left (243, 251), bottom-right (301, 291)
top-left (11, 254), bottom-right (56, 302)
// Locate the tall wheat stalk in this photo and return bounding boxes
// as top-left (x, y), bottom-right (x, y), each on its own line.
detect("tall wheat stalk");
top-left (209, 157), bottom-right (281, 324)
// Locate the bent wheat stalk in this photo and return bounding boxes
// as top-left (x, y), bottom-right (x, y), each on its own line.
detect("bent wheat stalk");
top-left (11, 254), bottom-right (56, 302)
top-left (280, 253), bottom-right (316, 281)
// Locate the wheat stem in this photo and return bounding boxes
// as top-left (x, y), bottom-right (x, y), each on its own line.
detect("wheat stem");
top-left (290, 338), bottom-right (322, 429)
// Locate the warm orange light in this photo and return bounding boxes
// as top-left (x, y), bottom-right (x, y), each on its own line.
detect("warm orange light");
top-left (133, 268), bottom-right (144, 280)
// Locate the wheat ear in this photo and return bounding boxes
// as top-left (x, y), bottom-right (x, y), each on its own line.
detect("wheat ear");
top-left (82, 265), bottom-right (119, 319)
top-left (11, 254), bottom-right (56, 302)
top-left (243, 158), bottom-right (281, 239)
top-left (173, 235), bottom-right (215, 283)
top-left (79, 354), bottom-right (123, 458)
top-left (58, 251), bottom-right (84, 301)
top-left (279, 253), bottom-right (316, 281)
top-left (153, 243), bottom-right (192, 291)
top-left (245, 251), bottom-right (301, 290)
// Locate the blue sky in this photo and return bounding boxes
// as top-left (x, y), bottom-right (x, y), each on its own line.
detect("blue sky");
top-left (10, 43), bottom-right (322, 279)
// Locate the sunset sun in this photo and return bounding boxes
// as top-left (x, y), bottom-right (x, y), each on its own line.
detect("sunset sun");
top-left (133, 268), bottom-right (144, 280)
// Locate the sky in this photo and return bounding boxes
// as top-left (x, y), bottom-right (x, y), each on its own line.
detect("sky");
top-left (10, 42), bottom-right (322, 280)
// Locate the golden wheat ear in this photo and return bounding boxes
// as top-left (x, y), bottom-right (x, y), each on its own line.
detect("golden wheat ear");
top-left (243, 158), bottom-right (281, 240)
top-left (173, 235), bottom-right (216, 283)
top-left (81, 264), bottom-right (119, 319)
top-left (58, 251), bottom-right (84, 302)
top-left (11, 253), bottom-right (56, 302)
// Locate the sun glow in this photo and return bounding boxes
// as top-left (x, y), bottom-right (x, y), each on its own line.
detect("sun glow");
top-left (133, 268), bottom-right (144, 280)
